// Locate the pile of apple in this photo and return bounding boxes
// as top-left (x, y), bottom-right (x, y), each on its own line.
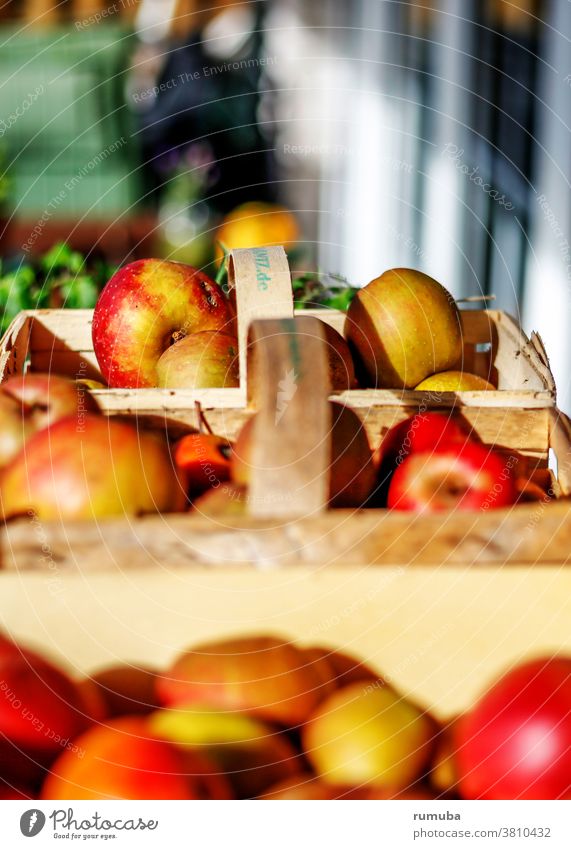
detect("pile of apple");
top-left (0, 372), bottom-right (543, 519)
top-left (90, 258), bottom-right (358, 392)
top-left (0, 258), bottom-right (546, 519)
top-left (1, 631), bottom-right (569, 800)
top-left (90, 258), bottom-right (493, 393)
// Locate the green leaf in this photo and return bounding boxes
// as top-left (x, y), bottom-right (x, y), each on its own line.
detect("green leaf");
top-left (41, 242), bottom-right (85, 276)
top-left (59, 275), bottom-right (99, 309)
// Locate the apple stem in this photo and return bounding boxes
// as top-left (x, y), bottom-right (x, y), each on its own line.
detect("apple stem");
top-left (195, 402), bottom-right (214, 435)
top-left (171, 329), bottom-right (188, 345)
top-left (456, 294), bottom-right (497, 304)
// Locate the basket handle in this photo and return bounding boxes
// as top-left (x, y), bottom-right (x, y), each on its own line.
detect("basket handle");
top-left (227, 247), bottom-right (294, 397)
top-left (246, 316), bottom-right (331, 519)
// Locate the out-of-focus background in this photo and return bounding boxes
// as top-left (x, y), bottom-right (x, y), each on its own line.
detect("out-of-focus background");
top-left (0, 0), bottom-right (569, 409)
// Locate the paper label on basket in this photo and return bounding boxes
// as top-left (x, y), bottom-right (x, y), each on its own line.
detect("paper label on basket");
top-left (228, 247), bottom-right (294, 393)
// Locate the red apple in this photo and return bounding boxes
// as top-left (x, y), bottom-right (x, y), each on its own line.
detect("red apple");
top-left (157, 332), bottom-right (239, 389)
top-left (455, 657), bottom-right (571, 800)
top-left (84, 665), bottom-right (161, 718)
top-left (0, 780), bottom-right (35, 800)
top-left (0, 374), bottom-right (98, 469)
top-left (174, 433), bottom-right (233, 497)
top-left (41, 716), bottom-right (231, 800)
top-left (157, 635), bottom-right (329, 727)
top-left (378, 412), bottom-right (468, 471)
top-left (0, 414), bottom-right (185, 519)
top-left (232, 402), bottom-right (376, 508)
top-left (387, 441), bottom-right (517, 512)
top-left (92, 259), bottom-right (233, 388)
top-left (0, 634), bottom-right (89, 769)
top-left (2, 373), bottom-right (99, 431)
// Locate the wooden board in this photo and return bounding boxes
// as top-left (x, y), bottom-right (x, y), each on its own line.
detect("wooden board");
top-left (2, 565), bottom-right (571, 719)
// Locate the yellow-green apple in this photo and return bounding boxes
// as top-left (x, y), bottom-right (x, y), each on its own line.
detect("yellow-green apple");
top-left (231, 402), bottom-right (375, 508)
top-left (387, 441), bottom-right (517, 512)
top-left (346, 268), bottom-right (462, 388)
top-left (0, 374), bottom-right (98, 469)
top-left (303, 682), bottom-right (435, 789)
top-left (41, 716), bottom-right (232, 800)
top-left (151, 706), bottom-right (300, 798)
top-left (157, 332), bottom-right (239, 389)
top-left (0, 414), bottom-right (185, 519)
top-left (157, 635), bottom-right (329, 727)
top-left (415, 371), bottom-right (495, 391)
top-left (92, 259), bottom-right (233, 388)
top-left (0, 634), bottom-right (90, 776)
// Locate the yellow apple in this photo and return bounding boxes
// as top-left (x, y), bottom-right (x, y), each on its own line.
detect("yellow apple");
top-left (415, 371), bottom-right (495, 391)
top-left (303, 682), bottom-right (435, 790)
top-left (150, 706), bottom-right (300, 798)
top-left (157, 332), bottom-right (239, 389)
top-left (346, 268), bottom-right (462, 388)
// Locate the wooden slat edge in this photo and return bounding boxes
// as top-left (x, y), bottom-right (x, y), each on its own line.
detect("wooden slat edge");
top-left (3, 501), bottom-right (571, 572)
top-left (549, 409), bottom-right (571, 496)
top-left (0, 312), bottom-right (32, 379)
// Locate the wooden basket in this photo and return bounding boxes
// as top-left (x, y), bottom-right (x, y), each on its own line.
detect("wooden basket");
top-left (0, 249), bottom-right (556, 427)
top-left (0, 316), bottom-right (570, 719)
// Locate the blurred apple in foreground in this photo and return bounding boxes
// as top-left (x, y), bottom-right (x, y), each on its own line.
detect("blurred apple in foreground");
top-left (92, 259), bottom-right (233, 388)
top-left (157, 636), bottom-right (328, 726)
top-left (151, 706), bottom-right (300, 798)
top-left (0, 414), bottom-right (185, 519)
top-left (430, 720), bottom-right (459, 796)
top-left (0, 374), bottom-right (98, 469)
top-left (0, 634), bottom-right (88, 771)
top-left (0, 780), bottom-right (35, 800)
top-left (303, 683), bottom-right (435, 790)
top-left (455, 657), bottom-right (571, 800)
top-left (346, 268), bottom-right (462, 388)
top-left (41, 716), bottom-right (231, 800)
top-left (232, 402), bottom-right (375, 508)
top-left (344, 784), bottom-right (437, 799)
top-left (86, 664), bottom-right (161, 718)
top-left (415, 371), bottom-right (495, 391)
top-left (387, 441), bottom-right (516, 512)
top-left (260, 773), bottom-right (337, 800)
top-left (303, 646), bottom-right (377, 694)
top-left (157, 332), bottom-right (239, 389)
